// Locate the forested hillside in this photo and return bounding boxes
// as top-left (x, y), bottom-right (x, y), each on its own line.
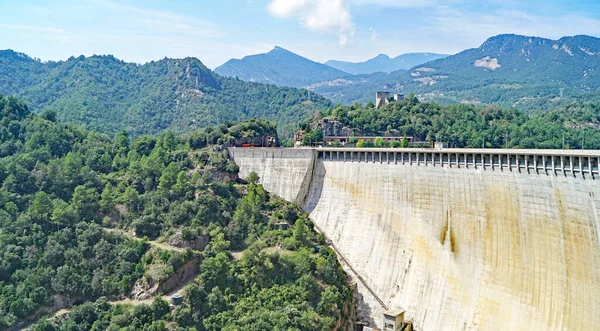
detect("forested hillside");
top-left (302, 94), bottom-right (600, 149)
top-left (310, 34), bottom-right (600, 108)
top-left (0, 50), bottom-right (331, 137)
top-left (0, 96), bottom-right (351, 330)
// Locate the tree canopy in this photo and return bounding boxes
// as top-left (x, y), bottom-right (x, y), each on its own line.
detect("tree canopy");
top-left (0, 95), bottom-right (351, 330)
top-left (305, 97), bottom-right (600, 149)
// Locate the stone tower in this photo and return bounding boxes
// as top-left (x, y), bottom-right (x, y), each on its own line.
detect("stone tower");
top-left (376, 92), bottom-right (390, 109)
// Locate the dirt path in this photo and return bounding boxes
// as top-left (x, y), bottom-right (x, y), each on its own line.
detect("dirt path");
top-left (25, 261), bottom-right (197, 330)
top-left (40, 281), bottom-right (191, 326)
top-left (111, 279), bottom-right (191, 307)
top-left (104, 228), bottom-right (186, 253)
top-left (17, 230), bottom-right (193, 330)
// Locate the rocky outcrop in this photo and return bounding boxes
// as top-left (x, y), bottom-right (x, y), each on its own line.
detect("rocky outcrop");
top-left (310, 118), bottom-right (352, 137)
top-left (132, 257), bottom-right (201, 300)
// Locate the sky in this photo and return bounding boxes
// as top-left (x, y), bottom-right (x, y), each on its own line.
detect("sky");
top-left (1, 0), bottom-right (600, 69)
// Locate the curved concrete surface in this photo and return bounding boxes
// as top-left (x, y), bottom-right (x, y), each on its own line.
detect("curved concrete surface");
top-left (232, 148), bottom-right (600, 330)
top-left (229, 148), bottom-right (315, 205)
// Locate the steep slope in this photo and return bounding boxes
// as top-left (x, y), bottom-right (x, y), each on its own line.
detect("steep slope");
top-left (214, 46), bottom-right (350, 88)
top-left (0, 51), bottom-right (331, 136)
top-left (310, 34), bottom-right (600, 108)
top-left (0, 96), bottom-right (352, 330)
top-left (325, 52), bottom-right (448, 74)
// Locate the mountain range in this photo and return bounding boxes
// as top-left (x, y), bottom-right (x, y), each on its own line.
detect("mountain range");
top-left (310, 34), bottom-right (600, 109)
top-left (2, 33), bottom-right (599, 140)
top-left (214, 46), bottom-right (350, 88)
top-left (214, 47), bottom-right (447, 89)
top-left (0, 50), bottom-right (331, 137)
top-left (324, 53), bottom-right (448, 75)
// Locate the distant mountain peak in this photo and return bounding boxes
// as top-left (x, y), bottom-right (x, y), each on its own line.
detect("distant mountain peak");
top-left (215, 47), bottom-right (348, 88)
top-left (374, 54), bottom-right (390, 59)
top-left (325, 52), bottom-right (448, 75)
top-left (268, 46), bottom-right (303, 58)
top-left (481, 33), bottom-right (600, 48)
top-left (477, 34), bottom-right (600, 58)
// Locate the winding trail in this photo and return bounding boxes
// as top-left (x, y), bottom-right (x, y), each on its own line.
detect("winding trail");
top-left (17, 229), bottom-right (194, 330)
top-left (44, 279), bottom-right (193, 322)
top-left (104, 228), bottom-right (186, 253)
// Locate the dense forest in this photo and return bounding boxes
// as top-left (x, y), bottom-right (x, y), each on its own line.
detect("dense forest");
top-left (0, 96), bottom-right (351, 330)
top-left (301, 94), bottom-right (600, 149)
top-left (0, 50), bottom-right (331, 137)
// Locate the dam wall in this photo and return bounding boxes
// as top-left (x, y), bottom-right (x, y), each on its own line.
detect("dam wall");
top-left (232, 147), bottom-right (600, 330)
top-left (228, 148), bottom-right (315, 205)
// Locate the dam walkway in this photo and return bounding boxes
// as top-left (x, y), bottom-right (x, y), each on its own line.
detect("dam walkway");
top-left (316, 147), bottom-right (600, 177)
top-left (233, 147), bottom-right (600, 177)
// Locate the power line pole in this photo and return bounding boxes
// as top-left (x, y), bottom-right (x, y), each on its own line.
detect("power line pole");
top-left (562, 131), bottom-right (565, 150)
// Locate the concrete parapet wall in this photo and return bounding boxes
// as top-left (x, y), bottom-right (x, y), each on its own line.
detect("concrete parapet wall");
top-left (317, 148), bottom-right (600, 177)
top-left (228, 148), bottom-right (316, 205)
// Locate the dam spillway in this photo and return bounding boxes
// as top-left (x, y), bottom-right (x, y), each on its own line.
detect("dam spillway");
top-left (230, 147), bottom-right (600, 330)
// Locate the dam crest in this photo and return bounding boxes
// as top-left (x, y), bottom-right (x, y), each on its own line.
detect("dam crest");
top-left (230, 147), bottom-right (600, 330)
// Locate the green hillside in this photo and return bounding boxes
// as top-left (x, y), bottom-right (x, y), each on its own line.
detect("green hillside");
top-left (0, 96), bottom-right (351, 330)
top-left (0, 50), bottom-right (331, 137)
top-left (300, 94), bottom-right (600, 149)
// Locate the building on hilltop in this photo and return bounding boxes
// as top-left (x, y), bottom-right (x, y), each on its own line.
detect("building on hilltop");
top-left (375, 92), bottom-right (390, 109)
top-left (375, 92), bottom-right (405, 109)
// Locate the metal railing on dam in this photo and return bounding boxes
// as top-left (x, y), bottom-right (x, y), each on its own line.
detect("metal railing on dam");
top-left (316, 147), bottom-right (600, 177)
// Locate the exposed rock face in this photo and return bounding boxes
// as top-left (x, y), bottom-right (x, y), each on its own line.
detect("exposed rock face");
top-left (474, 56), bottom-right (501, 70)
top-left (310, 119), bottom-right (353, 137)
top-left (131, 257), bottom-right (201, 300)
top-left (165, 232), bottom-right (209, 251)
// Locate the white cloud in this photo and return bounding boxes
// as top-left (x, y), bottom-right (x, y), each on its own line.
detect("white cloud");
top-left (94, 0), bottom-right (221, 39)
top-left (266, 0), bottom-right (438, 45)
top-left (370, 28), bottom-right (378, 42)
top-left (428, 6), bottom-right (600, 45)
top-left (268, 0), bottom-right (354, 45)
top-left (350, 0), bottom-right (436, 8)
top-left (0, 23), bottom-right (70, 43)
top-left (0, 23), bottom-right (64, 34)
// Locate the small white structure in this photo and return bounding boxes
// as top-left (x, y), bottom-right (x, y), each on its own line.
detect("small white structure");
top-left (435, 142), bottom-right (449, 150)
top-left (394, 94), bottom-right (405, 102)
top-left (383, 309), bottom-right (405, 331)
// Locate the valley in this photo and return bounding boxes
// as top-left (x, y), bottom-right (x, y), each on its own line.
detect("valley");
top-left (1, 1), bottom-right (600, 328)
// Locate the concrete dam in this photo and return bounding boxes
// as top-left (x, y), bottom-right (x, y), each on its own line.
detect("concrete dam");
top-left (230, 147), bottom-right (600, 330)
